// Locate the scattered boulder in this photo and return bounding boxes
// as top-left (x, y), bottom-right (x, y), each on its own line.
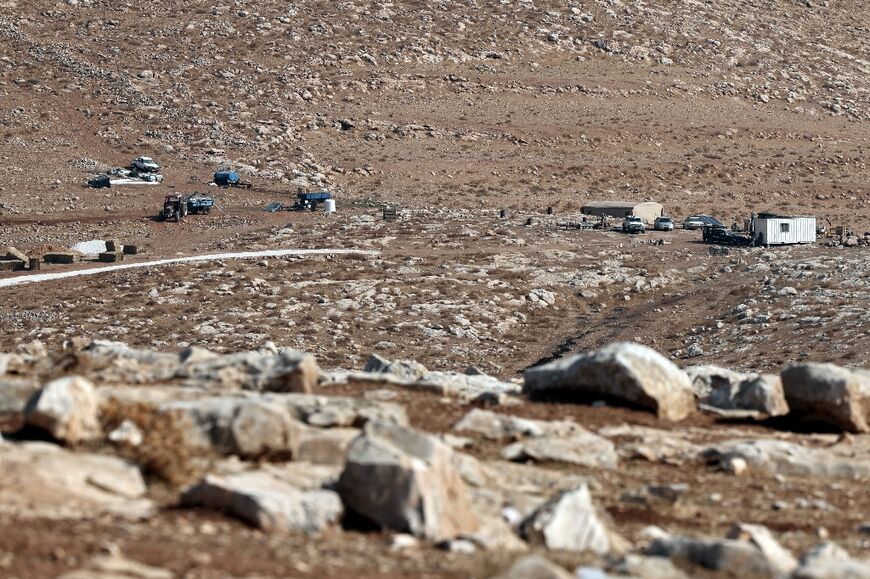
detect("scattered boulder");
top-left (502, 432), bottom-right (618, 469)
top-left (519, 484), bottom-right (623, 554)
top-left (687, 365), bottom-right (789, 416)
top-left (337, 421), bottom-right (480, 541)
top-left (700, 438), bottom-right (870, 477)
top-left (363, 354), bottom-right (428, 381)
top-left (161, 393), bottom-right (404, 456)
top-left (295, 426), bottom-right (359, 465)
top-left (228, 400), bottom-right (303, 458)
top-left (181, 470), bottom-right (342, 533)
top-left (781, 363), bottom-right (870, 433)
top-left (25, 376), bottom-right (101, 443)
top-left (648, 523), bottom-right (797, 577)
top-left (453, 408), bottom-right (577, 439)
top-left (727, 523), bottom-right (799, 575)
top-left (524, 342), bottom-right (695, 421)
top-left (0, 441), bottom-right (152, 519)
top-left (180, 348), bottom-right (319, 393)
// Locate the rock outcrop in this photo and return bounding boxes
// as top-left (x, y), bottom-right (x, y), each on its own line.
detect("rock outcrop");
top-left (781, 363), bottom-right (870, 433)
top-left (337, 421), bottom-right (480, 541)
top-left (519, 484), bottom-right (622, 554)
top-left (524, 342), bottom-right (695, 421)
top-left (181, 470), bottom-right (342, 534)
top-left (25, 376), bottom-right (101, 443)
top-left (687, 365), bottom-right (789, 417)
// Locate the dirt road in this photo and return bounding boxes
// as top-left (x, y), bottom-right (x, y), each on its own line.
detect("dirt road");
top-left (0, 248), bottom-right (379, 289)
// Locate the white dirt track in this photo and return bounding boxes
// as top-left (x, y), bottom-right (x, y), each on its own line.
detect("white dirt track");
top-left (0, 248), bottom-right (379, 289)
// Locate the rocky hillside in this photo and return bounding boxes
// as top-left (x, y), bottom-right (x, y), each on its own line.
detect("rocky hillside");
top-left (0, 0), bottom-right (867, 223)
top-left (1, 338), bottom-right (869, 577)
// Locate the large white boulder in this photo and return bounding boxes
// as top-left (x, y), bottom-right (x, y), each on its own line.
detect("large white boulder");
top-left (0, 441), bottom-right (152, 519)
top-left (781, 363), bottom-right (870, 433)
top-left (25, 376), bottom-right (101, 442)
top-left (523, 342), bottom-right (695, 421)
top-left (181, 470), bottom-right (342, 534)
top-left (519, 484), bottom-right (623, 554)
top-left (337, 421), bottom-right (480, 541)
top-left (687, 365), bottom-right (789, 417)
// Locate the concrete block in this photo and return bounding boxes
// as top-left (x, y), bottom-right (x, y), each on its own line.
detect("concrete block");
top-left (0, 260), bottom-right (25, 271)
top-left (98, 252), bottom-right (123, 263)
top-left (43, 253), bottom-right (79, 264)
top-left (2, 247), bottom-right (28, 262)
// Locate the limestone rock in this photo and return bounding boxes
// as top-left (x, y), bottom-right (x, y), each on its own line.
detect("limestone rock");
top-left (78, 340), bottom-right (179, 383)
top-left (687, 365), bottom-right (789, 416)
top-left (337, 421), bottom-right (480, 541)
top-left (181, 470), bottom-right (342, 533)
top-left (649, 525), bottom-right (797, 578)
top-left (453, 408), bottom-right (578, 439)
top-left (228, 400), bottom-right (303, 458)
top-left (700, 439), bottom-right (870, 477)
top-left (800, 541), bottom-right (852, 566)
top-left (781, 363), bottom-right (870, 433)
top-left (523, 342), bottom-right (695, 421)
top-left (25, 376), bottom-right (101, 442)
top-left (295, 426), bottom-right (359, 465)
top-left (180, 348), bottom-right (319, 393)
top-left (727, 522), bottom-right (798, 575)
top-left (501, 432), bottom-right (618, 469)
top-left (0, 441), bottom-right (152, 519)
top-left (162, 393), bottom-right (403, 455)
top-left (519, 484), bottom-right (622, 554)
top-left (792, 558), bottom-right (870, 579)
top-left (363, 354), bottom-right (428, 381)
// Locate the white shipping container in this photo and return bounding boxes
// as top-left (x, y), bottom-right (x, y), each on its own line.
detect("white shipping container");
top-left (754, 216), bottom-right (816, 245)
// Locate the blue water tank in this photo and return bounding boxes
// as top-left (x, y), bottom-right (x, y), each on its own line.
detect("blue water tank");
top-left (214, 170), bottom-right (239, 186)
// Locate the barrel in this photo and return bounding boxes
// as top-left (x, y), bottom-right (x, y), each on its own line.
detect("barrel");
top-left (324, 198), bottom-right (336, 214)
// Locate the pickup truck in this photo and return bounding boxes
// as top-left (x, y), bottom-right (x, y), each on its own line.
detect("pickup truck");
top-left (622, 216), bottom-right (646, 234)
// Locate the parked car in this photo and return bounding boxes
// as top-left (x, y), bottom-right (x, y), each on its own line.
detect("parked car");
top-left (132, 156), bottom-right (160, 172)
top-left (654, 216), bottom-right (674, 231)
top-left (682, 215), bottom-right (707, 230)
top-left (622, 215), bottom-right (645, 233)
top-left (684, 215), bottom-right (725, 229)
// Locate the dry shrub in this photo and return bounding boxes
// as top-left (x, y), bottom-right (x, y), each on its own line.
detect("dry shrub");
top-left (100, 399), bottom-right (208, 488)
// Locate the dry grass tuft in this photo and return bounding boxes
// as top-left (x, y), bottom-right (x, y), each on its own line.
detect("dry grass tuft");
top-left (100, 399), bottom-right (208, 488)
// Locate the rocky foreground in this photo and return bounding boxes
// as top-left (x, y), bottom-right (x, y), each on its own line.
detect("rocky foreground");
top-left (1, 339), bottom-right (869, 578)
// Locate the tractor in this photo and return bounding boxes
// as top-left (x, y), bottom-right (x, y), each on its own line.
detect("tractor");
top-left (161, 194), bottom-right (188, 222)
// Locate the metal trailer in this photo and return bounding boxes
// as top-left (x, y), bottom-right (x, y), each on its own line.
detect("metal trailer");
top-left (752, 214), bottom-right (816, 245)
top-left (186, 195), bottom-right (215, 214)
top-left (292, 191), bottom-right (331, 211)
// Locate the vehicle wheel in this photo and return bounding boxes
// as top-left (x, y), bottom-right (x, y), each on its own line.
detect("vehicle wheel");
top-left (204, 207), bottom-right (211, 214)
top-left (173, 211), bottom-right (180, 222)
